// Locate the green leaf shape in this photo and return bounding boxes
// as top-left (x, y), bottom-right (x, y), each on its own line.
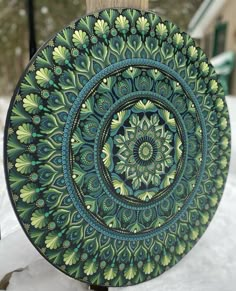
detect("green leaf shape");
top-left (21, 72), bottom-right (39, 95)
top-left (100, 244), bottom-right (115, 261)
top-left (7, 135), bottom-right (26, 160)
top-left (209, 79), bottom-right (218, 94)
top-left (36, 68), bottom-right (54, 88)
top-left (67, 263), bottom-right (83, 279)
top-left (187, 45), bottom-right (198, 61)
top-left (55, 28), bottom-right (73, 47)
top-left (17, 202), bottom-right (34, 221)
top-left (64, 249), bottom-right (80, 266)
top-left (110, 110), bottom-right (130, 134)
top-left (90, 43), bottom-right (108, 62)
top-left (172, 33), bottom-right (184, 49)
top-left (127, 35), bottom-right (142, 53)
top-left (36, 47), bottom-right (54, 68)
top-left (143, 260), bottom-right (155, 275)
top-left (145, 36), bottom-right (159, 55)
top-left (31, 209), bottom-right (48, 229)
top-left (16, 123), bottom-right (34, 144)
top-left (104, 266), bottom-right (117, 281)
top-left (15, 153), bottom-right (34, 174)
top-left (112, 175), bottom-right (130, 196)
top-left (23, 93), bottom-right (42, 114)
top-left (123, 8), bottom-right (140, 26)
top-left (47, 249), bottom-right (64, 265)
top-left (176, 239), bottom-right (186, 255)
top-left (53, 46), bottom-right (71, 65)
top-left (80, 96), bottom-right (94, 119)
top-left (11, 103), bottom-right (31, 127)
top-left (200, 61), bottom-right (210, 76)
top-left (45, 231), bottom-right (62, 250)
top-left (72, 30), bottom-right (89, 49)
top-left (20, 183), bottom-right (38, 203)
top-left (31, 229), bottom-right (47, 246)
top-left (9, 169), bottom-right (26, 190)
top-left (115, 15), bottom-right (129, 34)
top-left (94, 19), bottom-right (109, 37)
top-left (133, 100), bottom-right (156, 113)
top-left (100, 9), bottom-right (119, 25)
top-left (146, 12), bottom-right (161, 30)
top-left (83, 259), bottom-right (98, 275)
top-left (79, 16), bottom-right (96, 34)
top-left (102, 137), bottom-right (114, 171)
top-left (161, 250), bottom-right (172, 266)
top-left (83, 237), bottom-right (99, 255)
top-left (136, 16), bottom-right (150, 35)
top-left (156, 23), bottom-right (168, 40)
top-left (53, 209), bottom-right (71, 228)
top-left (124, 265), bottom-right (137, 280)
top-left (109, 36), bottom-right (125, 55)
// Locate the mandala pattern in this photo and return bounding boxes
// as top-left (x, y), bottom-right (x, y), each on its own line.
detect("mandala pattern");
top-left (4, 8), bottom-right (231, 287)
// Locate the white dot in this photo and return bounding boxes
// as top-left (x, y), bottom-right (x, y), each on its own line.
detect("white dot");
top-left (103, 78), bottom-right (107, 83)
top-left (19, 9), bottom-right (26, 16)
top-left (41, 6), bottom-right (48, 14)
top-left (82, 104), bottom-right (86, 108)
top-left (72, 174), bottom-right (76, 179)
top-left (15, 47), bottom-right (22, 56)
top-left (87, 205), bottom-right (91, 209)
top-left (71, 138), bottom-right (75, 143)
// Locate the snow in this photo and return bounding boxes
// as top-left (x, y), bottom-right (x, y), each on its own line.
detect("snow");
top-left (0, 96), bottom-right (236, 291)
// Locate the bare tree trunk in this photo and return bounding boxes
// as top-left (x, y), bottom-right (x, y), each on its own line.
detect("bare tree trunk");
top-left (86, 0), bottom-right (148, 14)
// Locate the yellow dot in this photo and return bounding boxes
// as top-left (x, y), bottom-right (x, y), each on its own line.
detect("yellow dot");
top-left (109, 223), bottom-right (113, 228)
top-left (103, 78), bottom-right (107, 83)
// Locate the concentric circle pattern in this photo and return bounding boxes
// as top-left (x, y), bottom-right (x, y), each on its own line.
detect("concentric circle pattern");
top-left (4, 8), bottom-right (231, 287)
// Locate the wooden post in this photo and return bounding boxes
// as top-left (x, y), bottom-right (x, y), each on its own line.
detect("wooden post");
top-left (86, 0), bottom-right (148, 14)
top-left (85, 1), bottom-right (148, 290)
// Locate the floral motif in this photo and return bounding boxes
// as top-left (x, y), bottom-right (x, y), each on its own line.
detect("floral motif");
top-left (107, 104), bottom-right (180, 200)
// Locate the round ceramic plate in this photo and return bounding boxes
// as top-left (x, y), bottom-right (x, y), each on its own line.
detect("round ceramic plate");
top-left (4, 8), bottom-right (231, 287)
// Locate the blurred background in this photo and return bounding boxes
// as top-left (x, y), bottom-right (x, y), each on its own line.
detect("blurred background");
top-left (0, 0), bottom-right (204, 97)
top-left (0, 0), bottom-right (235, 98)
top-left (0, 1), bottom-right (236, 291)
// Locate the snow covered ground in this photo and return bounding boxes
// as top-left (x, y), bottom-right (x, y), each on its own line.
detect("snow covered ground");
top-left (0, 96), bottom-right (235, 291)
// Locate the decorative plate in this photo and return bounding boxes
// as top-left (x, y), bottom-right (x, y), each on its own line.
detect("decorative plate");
top-left (4, 8), bottom-right (231, 287)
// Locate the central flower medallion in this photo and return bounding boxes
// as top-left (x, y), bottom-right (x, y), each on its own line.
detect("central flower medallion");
top-left (101, 99), bottom-right (183, 201)
top-left (133, 136), bottom-right (157, 165)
